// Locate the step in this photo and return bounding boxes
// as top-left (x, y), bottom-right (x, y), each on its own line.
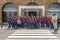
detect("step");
top-left (5, 29), bottom-right (58, 40)
top-left (8, 36), bottom-right (57, 39)
top-left (12, 33), bottom-right (54, 36)
top-left (5, 39), bottom-right (59, 40)
top-left (14, 30), bottom-right (51, 34)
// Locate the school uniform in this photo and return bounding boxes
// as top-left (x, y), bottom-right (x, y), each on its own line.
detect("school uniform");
top-left (57, 19), bottom-right (60, 28)
top-left (17, 18), bottom-right (22, 28)
top-left (7, 17), bottom-right (12, 29)
top-left (29, 18), bottom-right (34, 29)
top-left (41, 18), bottom-right (45, 28)
top-left (23, 18), bottom-right (28, 28)
top-left (36, 18), bottom-right (40, 29)
top-left (45, 18), bottom-right (50, 28)
top-left (11, 18), bottom-right (16, 29)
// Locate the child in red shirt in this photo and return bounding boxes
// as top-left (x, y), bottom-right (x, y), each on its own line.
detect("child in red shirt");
top-left (45, 18), bottom-right (50, 28)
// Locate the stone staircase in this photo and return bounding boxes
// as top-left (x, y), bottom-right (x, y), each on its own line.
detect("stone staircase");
top-left (5, 29), bottom-right (59, 40)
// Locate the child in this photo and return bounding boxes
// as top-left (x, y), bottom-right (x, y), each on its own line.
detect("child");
top-left (29, 17), bottom-right (34, 29)
top-left (7, 17), bottom-right (12, 29)
top-left (17, 17), bottom-right (22, 28)
top-left (36, 16), bottom-right (40, 29)
top-left (11, 17), bottom-right (16, 29)
top-left (45, 17), bottom-right (50, 28)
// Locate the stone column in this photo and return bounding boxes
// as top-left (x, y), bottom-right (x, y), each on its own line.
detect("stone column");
top-left (42, 6), bottom-right (45, 17)
top-left (19, 7), bottom-right (21, 17)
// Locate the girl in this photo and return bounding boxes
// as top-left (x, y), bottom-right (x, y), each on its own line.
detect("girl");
top-left (17, 17), bottom-right (22, 28)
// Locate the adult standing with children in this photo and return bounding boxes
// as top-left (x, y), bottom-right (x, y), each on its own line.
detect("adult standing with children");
top-left (51, 14), bottom-right (58, 34)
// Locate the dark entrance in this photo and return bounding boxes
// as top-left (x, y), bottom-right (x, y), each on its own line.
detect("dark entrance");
top-left (2, 11), bottom-right (7, 23)
top-left (2, 3), bottom-right (17, 23)
top-left (28, 11), bottom-right (37, 16)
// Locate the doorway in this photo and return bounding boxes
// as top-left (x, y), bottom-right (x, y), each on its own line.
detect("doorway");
top-left (47, 3), bottom-right (60, 18)
top-left (28, 11), bottom-right (37, 16)
top-left (2, 3), bottom-right (17, 23)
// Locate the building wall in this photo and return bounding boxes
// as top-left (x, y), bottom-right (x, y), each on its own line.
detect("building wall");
top-left (0, 0), bottom-right (60, 23)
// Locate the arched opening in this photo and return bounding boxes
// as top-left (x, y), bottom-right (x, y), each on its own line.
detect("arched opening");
top-left (24, 2), bottom-right (39, 17)
top-left (26, 2), bottom-right (38, 6)
top-left (2, 2), bottom-right (17, 23)
top-left (47, 3), bottom-right (60, 18)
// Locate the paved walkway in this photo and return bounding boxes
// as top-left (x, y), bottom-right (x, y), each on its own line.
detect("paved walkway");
top-left (5, 29), bottom-right (59, 40)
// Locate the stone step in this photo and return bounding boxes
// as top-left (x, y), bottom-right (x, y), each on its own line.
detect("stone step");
top-left (5, 29), bottom-right (58, 40)
top-left (5, 39), bottom-right (59, 40)
top-left (8, 36), bottom-right (57, 39)
top-left (14, 30), bottom-right (51, 34)
top-left (12, 33), bottom-right (54, 36)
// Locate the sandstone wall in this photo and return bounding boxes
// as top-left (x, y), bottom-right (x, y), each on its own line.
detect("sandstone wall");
top-left (0, 0), bottom-right (59, 23)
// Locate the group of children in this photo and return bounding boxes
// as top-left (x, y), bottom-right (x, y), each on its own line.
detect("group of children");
top-left (7, 16), bottom-right (60, 29)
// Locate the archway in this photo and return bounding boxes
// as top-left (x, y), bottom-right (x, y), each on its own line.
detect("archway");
top-left (26, 2), bottom-right (38, 6)
top-left (24, 2), bottom-right (39, 17)
top-left (2, 2), bottom-right (17, 23)
top-left (47, 3), bottom-right (60, 18)
top-left (19, 6), bottom-right (45, 17)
